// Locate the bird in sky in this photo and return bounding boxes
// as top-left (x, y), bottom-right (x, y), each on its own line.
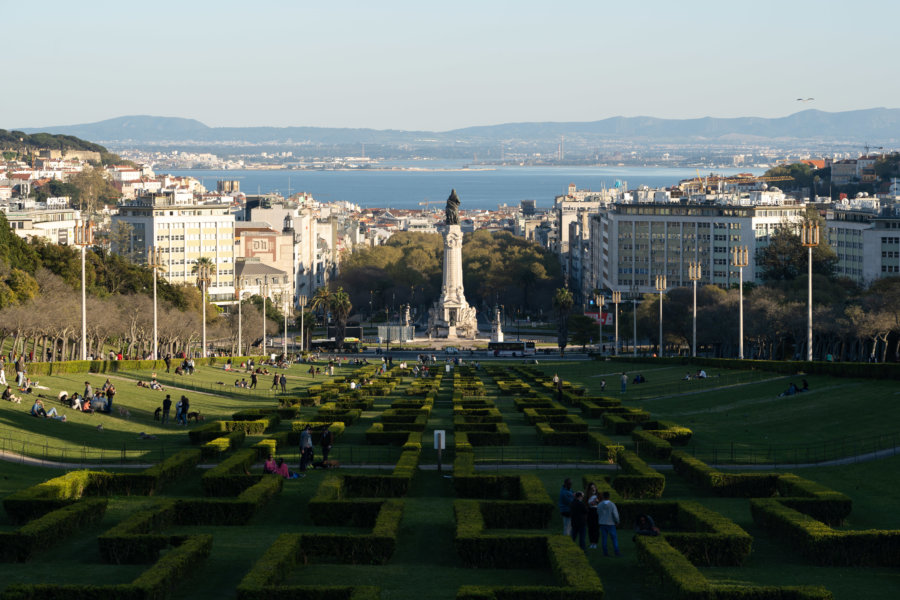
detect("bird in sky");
top-left (796, 98), bottom-right (815, 102)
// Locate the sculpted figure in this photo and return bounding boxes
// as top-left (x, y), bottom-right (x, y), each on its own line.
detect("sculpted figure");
top-left (445, 189), bottom-right (461, 225)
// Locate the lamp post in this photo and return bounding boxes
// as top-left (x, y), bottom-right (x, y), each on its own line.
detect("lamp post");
top-left (631, 285), bottom-right (639, 357)
top-left (195, 264), bottom-right (211, 359)
top-left (282, 293), bottom-right (290, 359)
top-left (611, 291), bottom-right (621, 355)
top-left (148, 247), bottom-right (165, 360)
top-left (688, 261), bottom-right (702, 358)
top-left (74, 220), bottom-right (93, 360)
top-left (236, 279), bottom-right (244, 356)
top-left (594, 291), bottom-right (605, 354)
top-left (801, 222), bottom-right (819, 361)
top-left (655, 275), bottom-right (667, 357)
top-left (732, 246), bottom-right (749, 359)
top-left (261, 277), bottom-right (270, 359)
top-left (298, 294), bottom-right (308, 353)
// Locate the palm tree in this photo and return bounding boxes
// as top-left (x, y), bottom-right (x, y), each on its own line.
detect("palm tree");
top-left (310, 287), bottom-right (331, 326)
top-left (191, 257), bottom-right (214, 356)
top-left (329, 287), bottom-right (352, 348)
top-left (553, 287), bottom-right (574, 356)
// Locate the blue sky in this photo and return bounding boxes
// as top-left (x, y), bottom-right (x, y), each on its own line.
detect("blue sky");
top-left (5, 0), bottom-right (898, 130)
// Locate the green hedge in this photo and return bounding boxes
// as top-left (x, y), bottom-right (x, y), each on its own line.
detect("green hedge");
top-left (0, 498), bottom-right (108, 562)
top-left (612, 451), bottom-right (665, 499)
top-left (201, 449), bottom-right (261, 496)
top-left (632, 429), bottom-right (672, 460)
top-left (342, 449), bottom-right (420, 498)
top-left (635, 535), bottom-right (832, 600)
top-left (671, 451), bottom-right (780, 498)
top-left (1, 534), bottom-right (213, 600)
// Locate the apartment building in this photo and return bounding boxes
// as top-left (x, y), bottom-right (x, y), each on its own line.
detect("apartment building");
top-left (112, 192), bottom-right (236, 304)
top-left (591, 201), bottom-right (807, 294)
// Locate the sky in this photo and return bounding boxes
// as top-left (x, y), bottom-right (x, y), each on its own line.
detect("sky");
top-left (4, 0), bottom-right (899, 131)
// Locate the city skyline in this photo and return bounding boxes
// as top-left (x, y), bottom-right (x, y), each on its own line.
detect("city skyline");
top-left (4, 0), bottom-right (899, 131)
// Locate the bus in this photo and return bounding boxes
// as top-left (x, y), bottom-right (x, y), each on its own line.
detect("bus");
top-left (309, 337), bottom-right (361, 353)
top-left (487, 341), bottom-right (536, 357)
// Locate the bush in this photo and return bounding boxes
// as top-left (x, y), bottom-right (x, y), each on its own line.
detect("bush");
top-left (632, 430), bottom-right (672, 460)
top-left (671, 451), bottom-right (780, 498)
top-left (612, 451), bottom-right (665, 499)
top-left (0, 498), bottom-right (108, 562)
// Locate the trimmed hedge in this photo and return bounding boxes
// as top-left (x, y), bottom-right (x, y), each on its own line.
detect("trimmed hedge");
top-left (341, 449), bottom-right (420, 498)
top-left (612, 451), bottom-right (665, 499)
top-left (0, 498), bottom-right (108, 562)
top-left (671, 451), bottom-right (780, 498)
top-left (635, 535), bottom-right (832, 600)
top-left (1, 534), bottom-right (213, 600)
top-left (201, 449), bottom-right (261, 496)
top-left (632, 429), bottom-right (672, 460)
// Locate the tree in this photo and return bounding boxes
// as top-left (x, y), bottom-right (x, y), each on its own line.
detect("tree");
top-left (310, 287), bottom-right (332, 325)
top-left (552, 287), bottom-right (573, 355)
top-left (568, 314), bottom-right (595, 350)
top-left (328, 287), bottom-right (352, 347)
top-left (757, 213), bottom-right (837, 282)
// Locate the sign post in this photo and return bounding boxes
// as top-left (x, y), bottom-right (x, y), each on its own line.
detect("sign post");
top-left (434, 430), bottom-right (446, 472)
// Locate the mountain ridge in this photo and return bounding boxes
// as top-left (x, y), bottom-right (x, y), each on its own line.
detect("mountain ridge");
top-left (18, 108), bottom-right (900, 145)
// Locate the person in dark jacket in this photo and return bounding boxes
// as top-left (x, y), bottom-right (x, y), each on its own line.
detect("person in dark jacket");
top-left (569, 491), bottom-right (588, 550)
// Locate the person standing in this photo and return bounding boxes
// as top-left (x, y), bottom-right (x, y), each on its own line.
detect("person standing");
top-left (320, 426), bottom-right (333, 462)
top-left (597, 491), bottom-right (621, 557)
top-left (586, 482), bottom-right (601, 549)
top-left (279, 373), bottom-right (287, 393)
top-left (174, 396), bottom-right (183, 426)
top-left (84, 381), bottom-right (93, 401)
top-left (180, 395), bottom-right (190, 425)
top-left (106, 383), bottom-right (116, 413)
top-left (162, 394), bottom-right (172, 425)
top-left (620, 372), bottom-right (627, 395)
top-left (164, 353), bottom-right (172, 373)
top-left (250, 371), bottom-right (258, 389)
top-left (558, 478), bottom-right (575, 536)
top-left (570, 491), bottom-right (588, 550)
top-left (299, 425), bottom-right (314, 471)
top-left (271, 373), bottom-right (279, 390)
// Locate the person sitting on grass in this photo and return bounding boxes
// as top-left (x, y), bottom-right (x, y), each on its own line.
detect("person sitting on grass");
top-left (31, 398), bottom-right (63, 419)
top-left (69, 393), bottom-right (82, 410)
top-left (92, 394), bottom-right (108, 413)
top-left (3, 385), bottom-right (22, 404)
top-left (263, 455), bottom-right (278, 474)
top-left (633, 514), bottom-right (660, 541)
top-left (81, 397), bottom-right (94, 414)
top-left (149, 378), bottom-right (164, 391)
top-left (275, 457), bottom-right (303, 479)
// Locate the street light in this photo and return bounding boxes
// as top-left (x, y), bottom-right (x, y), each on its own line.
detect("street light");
top-left (732, 246), bottom-right (749, 359)
top-left (195, 263), bottom-right (211, 359)
top-left (236, 279), bottom-right (244, 356)
top-left (688, 261), bottom-right (702, 358)
top-left (298, 294), bottom-right (308, 353)
top-left (594, 291), bottom-right (605, 354)
top-left (73, 220), bottom-right (93, 360)
top-left (148, 247), bottom-right (165, 360)
top-left (655, 275), bottom-right (667, 357)
top-left (260, 276), bottom-right (270, 359)
top-left (801, 222), bottom-right (819, 361)
top-left (611, 291), bottom-right (621, 355)
top-left (282, 292), bottom-right (290, 359)
top-left (630, 284), bottom-right (639, 357)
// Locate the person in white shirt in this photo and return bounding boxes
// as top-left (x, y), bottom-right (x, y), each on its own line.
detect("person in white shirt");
top-left (596, 491), bottom-right (621, 557)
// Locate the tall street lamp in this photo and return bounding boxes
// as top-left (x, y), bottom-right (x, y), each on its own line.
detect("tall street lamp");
top-left (148, 247), bottom-right (165, 360)
top-left (801, 222), bottom-right (819, 361)
top-left (236, 279), bottom-right (244, 356)
top-left (298, 294), bottom-right (308, 353)
top-left (594, 291), bottom-right (605, 354)
top-left (630, 284), bottom-right (639, 357)
top-left (655, 275), bottom-right (667, 357)
top-left (688, 261), bottom-right (702, 358)
top-left (732, 246), bottom-right (749, 359)
top-left (282, 293), bottom-right (290, 359)
top-left (195, 264), bottom-right (211, 358)
top-left (74, 220), bottom-right (93, 360)
top-left (261, 276), bottom-right (270, 358)
top-left (611, 291), bottom-right (621, 355)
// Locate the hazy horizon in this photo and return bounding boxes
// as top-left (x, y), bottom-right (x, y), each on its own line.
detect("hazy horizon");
top-left (5, 1), bottom-right (899, 131)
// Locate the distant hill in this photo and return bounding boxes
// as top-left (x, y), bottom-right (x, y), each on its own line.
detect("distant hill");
top-left (0, 129), bottom-right (107, 152)
top-left (19, 108), bottom-right (900, 146)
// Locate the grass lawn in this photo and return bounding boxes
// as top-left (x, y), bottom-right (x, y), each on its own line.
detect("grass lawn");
top-left (1, 357), bottom-right (899, 599)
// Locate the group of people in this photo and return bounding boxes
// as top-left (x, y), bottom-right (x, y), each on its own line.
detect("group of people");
top-left (59, 379), bottom-right (117, 413)
top-left (298, 424), bottom-right (335, 471)
top-left (559, 478), bottom-right (659, 556)
top-left (779, 379), bottom-right (810, 397)
top-left (160, 394), bottom-right (192, 425)
top-left (682, 370), bottom-right (708, 380)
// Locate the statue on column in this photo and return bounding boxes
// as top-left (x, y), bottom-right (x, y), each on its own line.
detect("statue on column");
top-left (445, 189), bottom-right (460, 225)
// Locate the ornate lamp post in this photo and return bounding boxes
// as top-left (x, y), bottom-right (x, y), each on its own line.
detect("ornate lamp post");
top-left (688, 261), bottom-right (702, 358)
top-left (73, 220), bottom-right (94, 360)
top-left (298, 294), bottom-right (308, 352)
top-left (195, 264), bottom-right (211, 358)
top-left (732, 246), bottom-right (749, 359)
top-left (594, 291), bottom-right (605, 354)
top-left (236, 279), bottom-right (244, 356)
top-left (148, 247), bottom-right (165, 360)
top-left (630, 284), bottom-right (639, 357)
top-left (801, 222), bottom-right (819, 361)
top-left (611, 291), bottom-right (621, 355)
top-left (655, 275), bottom-right (667, 357)
top-left (260, 276), bottom-right (270, 358)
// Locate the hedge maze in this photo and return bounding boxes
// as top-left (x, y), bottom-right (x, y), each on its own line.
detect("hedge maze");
top-left (0, 359), bottom-right (895, 599)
